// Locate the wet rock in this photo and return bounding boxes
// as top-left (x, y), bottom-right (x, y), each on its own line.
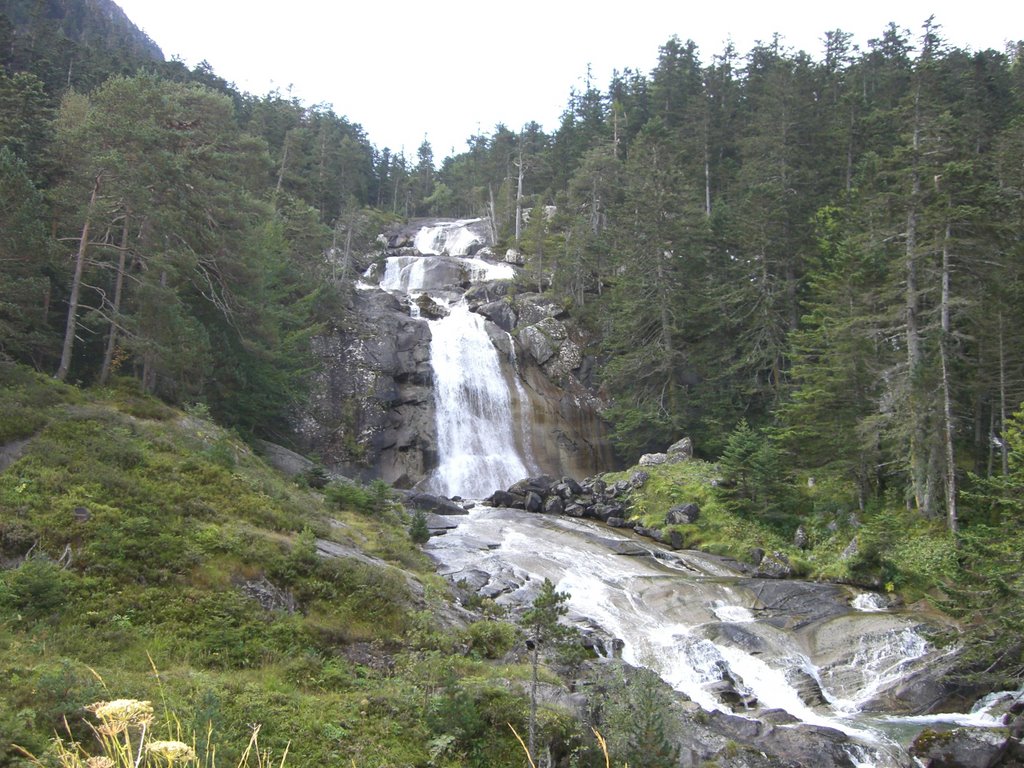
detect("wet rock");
top-left (668, 530), bottom-right (684, 549)
top-left (403, 491), bottom-right (468, 516)
top-left (487, 489), bottom-right (523, 508)
top-left (476, 299), bottom-right (517, 331)
top-left (564, 503), bottom-right (586, 518)
top-left (910, 726), bottom-right (1010, 768)
top-left (590, 502), bottom-right (625, 522)
top-left (424, 513), bottom-right (460, 534)
top-left (750, 547), bottom-right (765, 565)
top-left (635, 526), bottom-right (664, 542)
top-left (415, 293), bottom-right (449, 319)
top-left (666, 502), bottom-right (700, 525)
top-left (606, 516), bottom-right (628, 528)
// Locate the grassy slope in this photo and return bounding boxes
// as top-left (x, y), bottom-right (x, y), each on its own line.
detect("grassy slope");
top-left (0, 363), bottom-right (539, 768)
top-left (607, 459), bottom-right (959, 601)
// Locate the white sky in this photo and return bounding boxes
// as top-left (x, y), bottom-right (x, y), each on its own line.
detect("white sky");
top-left (115, 0), bottom-right (1022, 162)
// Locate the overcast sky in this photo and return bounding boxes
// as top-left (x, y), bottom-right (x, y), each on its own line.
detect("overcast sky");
top-left (115, 1), bottom-right (1022, 162)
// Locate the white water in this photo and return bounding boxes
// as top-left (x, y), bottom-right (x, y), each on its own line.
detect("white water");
top-left (421, 302), bottom-right (531, 498)
top-left (375, 222), bottom-right (534, 499)
top-left (414, 218), bottom-right (487, 256)
top-left (428, 507), bottom-right (970, 765)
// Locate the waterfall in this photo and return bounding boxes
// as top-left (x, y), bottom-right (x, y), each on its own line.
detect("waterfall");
top-left (375, 222), bottom-right (535, 498)
top-left (422, 302), bottom-right (531, 498)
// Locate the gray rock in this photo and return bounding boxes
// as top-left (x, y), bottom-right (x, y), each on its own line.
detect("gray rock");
top-left (476, 299), bottom-right (517, 332)
top-left (666, 436), bottom-right (694, 459)
top-left (666, 503), bottom-right (700, 525)
top-left (525, 491), bottom-right (543, 513)
top-left (403, 492), bottom-right (468, 516)
top-left (487, 489), bottom-right (523, 508)
top-left (841, 536), bottom-right (859, 560)
top-left (756, 551), bottom-right (794, 579)
top-left (543, 496), bottom-right (564, 515)
top-left (606, 516), bottom-right (627, 528)
top-left (630, 470), bottom-right (650, 488)
top-left (794, 524), bottom-right (809, 549)
top-left (638, 452), bottom-right (668, 466)
top-left (910, 726), bottom-right (1010, 768)
top-left (635, 526), bottom-right (664, 542)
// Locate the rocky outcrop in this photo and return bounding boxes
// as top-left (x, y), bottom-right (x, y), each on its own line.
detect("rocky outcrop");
top-left (295, 288), bottom-right (436, 487)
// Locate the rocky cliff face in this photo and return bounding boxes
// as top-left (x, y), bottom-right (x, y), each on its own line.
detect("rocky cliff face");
top-left (295, 218), bottom-right (614, 490)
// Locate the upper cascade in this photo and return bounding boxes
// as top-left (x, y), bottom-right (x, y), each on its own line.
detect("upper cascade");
top-left (413, 218), bottom-right (491, 256)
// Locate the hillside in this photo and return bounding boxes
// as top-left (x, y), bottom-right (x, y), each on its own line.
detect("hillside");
top-left (0, 362), bottom-right (539, 766)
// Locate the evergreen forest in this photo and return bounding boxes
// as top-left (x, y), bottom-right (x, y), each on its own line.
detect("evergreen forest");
top-left (3, 1), bottom-right (1024, 766)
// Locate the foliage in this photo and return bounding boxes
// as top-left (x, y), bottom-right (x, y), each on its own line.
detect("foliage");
top-left (408, 509), bottom-right (430, 545)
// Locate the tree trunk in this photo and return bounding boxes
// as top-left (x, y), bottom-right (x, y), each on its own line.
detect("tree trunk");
top-left (99, 216), bottom-right (130, 385)
top-left (905, 87), bottom-right (931, 516)
top-left (56, 173), bottom-right (102, 382)
top-left (515, 137), bottom-right (525, 245)
top-left (939, 222), bottom-right (957, 533)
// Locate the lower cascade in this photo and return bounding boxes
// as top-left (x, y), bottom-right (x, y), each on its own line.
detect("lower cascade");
top-left (421, 301), bottom-right (534, 498)
top-left (428, 507), bottom-right (1009, 768)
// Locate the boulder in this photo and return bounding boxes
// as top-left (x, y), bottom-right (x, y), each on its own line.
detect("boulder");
top-left (630, 470), bottom-right (650, 488)
top-left (476, 299), bottom-right (517, 332)
top-left (525, 491), bottom-right (543, 513)
top-left (910, 727), bottom-right (1011, 768)
top-left (638, 452), bottom-right (668, 466)
top-left (756, 551), bottom-right (794, 579)
top-left (635, 526), bottom-right (664, 542)
top-left (543, 496), bottom-right (564, 515)
top-left (666, 503), bottom-right (700, 525)
top-left (667, 436), bottom-right (694, 459)
top-left (606, 517), bottom-right (628, 528)
top-left (564, 504), bottom-right (586, 518)
top-left (510, 475), bottom-right (558, 497)
top-left (403, 492), bottom-right (468, 516)
top-left (487, 489), bottom-right (523, 508)
top-left (793, 524), bottom-right (809, 549)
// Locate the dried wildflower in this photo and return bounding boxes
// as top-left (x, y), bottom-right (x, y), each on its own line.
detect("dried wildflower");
top-left (146, 741), bottom-right (196, 763)
top-left (86, 699), bottom-right (154, 730)
top-left (85, 756), bottom-right (115, 768)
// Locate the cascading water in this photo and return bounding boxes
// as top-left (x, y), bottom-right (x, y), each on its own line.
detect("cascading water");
top-left (375, 220), bottom-right (534, 498)
top-left (422, 302), bottom-right (532, 498)
top-left (427, 507), bottom-right (970, 767)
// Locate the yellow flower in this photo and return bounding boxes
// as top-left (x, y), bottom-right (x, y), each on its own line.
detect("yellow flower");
top-left (146, 741), bottom-right (196, 763)
top-left (87, 699), bottom-right (154, 731)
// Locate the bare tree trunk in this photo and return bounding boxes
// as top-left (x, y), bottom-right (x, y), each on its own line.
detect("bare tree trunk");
top-left (56, 173), bottom-right (102, 382)
top-left (905, 87), bottom-right (930, 516)
top-left (999, 313), bottom-right (1009, 476)
top-left (99, 215), bottom-right (130, 384)
top-left (515, 135), bottom-right (525, 245)
top-left (274, 130), bottom-right (291, 200)
top-left (939, 222), bottom-right (957, 532)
